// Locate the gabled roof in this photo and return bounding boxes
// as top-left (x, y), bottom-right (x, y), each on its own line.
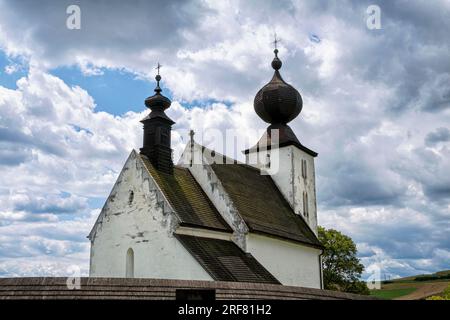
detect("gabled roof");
top-left (210, 163), bottom-right (322, 249)
top-left (175, 234), bottom-right (280, 284)
top-left (140, 154), bottom-right (231, 232)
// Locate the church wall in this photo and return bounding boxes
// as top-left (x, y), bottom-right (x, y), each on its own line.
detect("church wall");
top-left (89, 151), bottom-right (212, 281)
top-left (246, 233), bottom-right (322, 289)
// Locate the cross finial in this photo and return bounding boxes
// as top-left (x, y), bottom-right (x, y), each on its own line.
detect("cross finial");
top-left (189, 130), bottom-right (195, 167)
top-left (155, 62), bottom-right (162, 75)
top-left (154, 62), bottom-right (162, 93)
top-left (273, 32), bottom-right (280, 50)
top-left (189, 129), bottom-right (195, 144)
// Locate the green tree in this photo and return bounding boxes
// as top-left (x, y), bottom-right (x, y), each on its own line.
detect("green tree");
top-left (318, 226), bottom-right (369, 295)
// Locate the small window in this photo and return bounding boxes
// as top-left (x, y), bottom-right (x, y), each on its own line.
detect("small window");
top-left (128, 190), bottom-right (134, 205)
top-left (303, 192), bottom-right (309, 218)
top-left (126, 248), bottom-right (134, 278)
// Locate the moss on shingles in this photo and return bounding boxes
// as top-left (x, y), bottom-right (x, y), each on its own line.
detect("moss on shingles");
top-left (141, 156), bottom-right (231, 232)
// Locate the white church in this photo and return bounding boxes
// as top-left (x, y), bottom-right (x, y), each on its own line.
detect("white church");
top-left (88, 49), bottom-right (324, 289)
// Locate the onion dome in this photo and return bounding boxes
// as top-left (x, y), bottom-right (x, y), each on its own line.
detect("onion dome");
top-left (145, 74), bottom-right (171, 111)
top-left (142, 72), bottom-right (174, 124)
top-left (254, 49), bottom-right (302, 125)
top-left (244, 49), bottom-right (317, 157)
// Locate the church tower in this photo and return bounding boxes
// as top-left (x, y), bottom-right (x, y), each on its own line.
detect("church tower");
top-left (244, 49), bottom-right (319, 234)
top-left (140, 65), bottom-right (175, 174)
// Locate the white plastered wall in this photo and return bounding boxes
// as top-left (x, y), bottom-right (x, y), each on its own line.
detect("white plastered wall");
top-left (246, 233), bottom-right (322, 288)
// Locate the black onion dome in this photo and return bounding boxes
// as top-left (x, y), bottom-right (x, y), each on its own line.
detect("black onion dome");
top-left (254, 49), bottom-right (302, 124)
top-left (145, 74), bottom-right (171, 111)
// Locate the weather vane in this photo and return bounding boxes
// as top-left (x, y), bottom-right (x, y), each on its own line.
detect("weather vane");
top-left (155, 62), bottom-right (162, 75)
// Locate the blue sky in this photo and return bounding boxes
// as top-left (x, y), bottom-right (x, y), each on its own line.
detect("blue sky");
top-left (0, 0), bottom-right (449, 280)
top-left (51, 66), bottom-right (152, 115)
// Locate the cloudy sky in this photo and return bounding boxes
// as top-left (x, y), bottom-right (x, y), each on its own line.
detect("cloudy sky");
top-left (0, 0), bottom-right (449, 280)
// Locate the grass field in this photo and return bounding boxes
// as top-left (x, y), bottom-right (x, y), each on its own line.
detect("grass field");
top-left (370, 288), bottom-right (417, 300)
top-left (369, 270), bottom-right (450, 300)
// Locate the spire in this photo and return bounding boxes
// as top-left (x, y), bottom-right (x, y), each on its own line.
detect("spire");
top-left (140, 62), bottom-right (175, 174)
top-left (271, 33), bottom-right (282, 71)
top-left (144, 63), bottom-right (171, 112)
top-left (154, 62), bottom-right (162, 94)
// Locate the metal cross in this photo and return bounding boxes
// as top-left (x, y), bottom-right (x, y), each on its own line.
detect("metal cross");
top-left (189, 129), bottom-right (195, 143)
top-left (155, 62), bottom-right (162, 75)
top-left (273, 33), bottom-right (281, 50)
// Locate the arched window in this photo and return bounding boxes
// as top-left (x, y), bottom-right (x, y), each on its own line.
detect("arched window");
top-left (126, 248), bottom-right (134, 278)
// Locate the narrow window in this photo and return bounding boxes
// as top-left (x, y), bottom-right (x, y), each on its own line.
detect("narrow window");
top-left (305, 192), bottom-right (309, 217)
top-left (126, 248), bottom-right (134, 278)
top-left (302, 159), bottom-right (307, 179)
top-left (128, 190), bottom-right (134, 205)
top-left (303, 192), bottom-right (309, 218)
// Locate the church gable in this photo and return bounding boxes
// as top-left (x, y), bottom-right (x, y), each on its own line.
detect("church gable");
top-left (88, 150), bottom-right (178, 242)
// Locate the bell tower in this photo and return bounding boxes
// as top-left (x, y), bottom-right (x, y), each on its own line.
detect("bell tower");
top-left (140, 63), bottom-right (175, 174)
top-left (244, 48), bottom-right (319, 234)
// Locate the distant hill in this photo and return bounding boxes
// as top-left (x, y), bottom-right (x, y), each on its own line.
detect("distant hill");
top-left (370, 269), bottom-right (450, 300)
top-left (391, 269), bottom-right (450, 283)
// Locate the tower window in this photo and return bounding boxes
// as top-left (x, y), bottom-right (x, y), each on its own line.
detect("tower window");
top-left (303, 192), bottom-right (309, 218)
top-left (126, 248), bottom-right (134, 278)
top-left (301, 159), bottom-right (307, 179)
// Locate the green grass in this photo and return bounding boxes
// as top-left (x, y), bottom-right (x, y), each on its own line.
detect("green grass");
top-left (370, 288), bottom-right (417, 300)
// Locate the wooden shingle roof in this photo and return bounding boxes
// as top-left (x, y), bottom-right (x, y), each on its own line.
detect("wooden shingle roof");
top-left (140, 155), bottom-right (231, 232)
top-left (175, 234), bottom-right (280, 284)
top-left (211, 163), bottom-right (322, 248)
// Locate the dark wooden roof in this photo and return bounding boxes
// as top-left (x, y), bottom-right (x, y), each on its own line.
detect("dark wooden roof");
top-left (211, 163), bottom-right (322, 248)
top-left (175, 234), bottom-right (280, 284)
top-left (140, 155), bottom-right (231, 232)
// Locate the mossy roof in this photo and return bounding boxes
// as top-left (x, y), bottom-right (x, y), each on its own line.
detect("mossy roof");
top-left (140, 155), bottom-right (231, 232)
top-left (211, 163), bottom-right (322, 248)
